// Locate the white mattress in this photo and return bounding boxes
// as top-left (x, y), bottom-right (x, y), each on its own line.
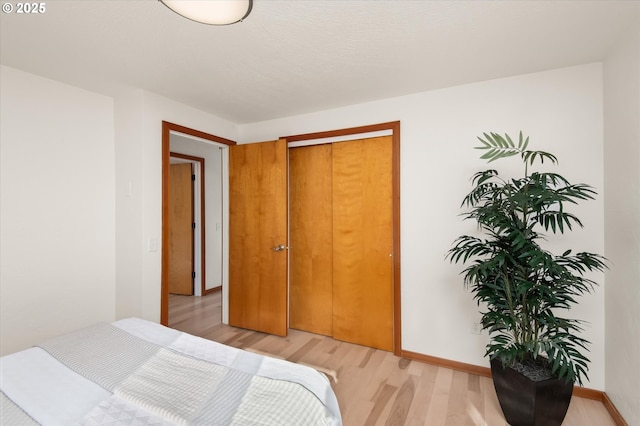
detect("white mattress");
top-left (0, 318), bottom-right (342, 425)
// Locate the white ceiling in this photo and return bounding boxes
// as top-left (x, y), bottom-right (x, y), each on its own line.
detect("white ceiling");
top-left (1, 0), bottom-right (638, 124)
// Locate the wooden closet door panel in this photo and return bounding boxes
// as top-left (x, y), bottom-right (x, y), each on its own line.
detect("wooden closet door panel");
top-left (332, 136), bottom-right (393, 351)
top-left (289, 144), bottom-right (333, 336)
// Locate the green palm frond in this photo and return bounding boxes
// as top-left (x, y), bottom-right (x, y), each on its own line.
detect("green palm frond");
top-left (476, 131), bottom-right (557, 166)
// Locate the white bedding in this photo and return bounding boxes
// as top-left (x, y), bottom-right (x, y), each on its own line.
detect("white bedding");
top-left (0, 318), bottom-right (342, 425)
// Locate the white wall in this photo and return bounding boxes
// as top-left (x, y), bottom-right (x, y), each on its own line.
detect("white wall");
top-left (240, 63), bottom-right (607, 389)
top-left (603, 22), bottom-right (640, 424)
top-left (114, 89), bottom-right (145, 319)
top-left (114, 90), bottom-right (237, 322)
top-left (0, 65), bottom-right (116, 356)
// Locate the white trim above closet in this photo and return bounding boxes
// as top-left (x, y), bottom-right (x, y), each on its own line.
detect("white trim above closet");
top-left (287, 129), bottom-right (393, 148)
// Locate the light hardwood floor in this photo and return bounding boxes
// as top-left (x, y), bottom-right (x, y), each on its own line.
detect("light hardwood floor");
top-left (169, 292), bottom-right (617, 426)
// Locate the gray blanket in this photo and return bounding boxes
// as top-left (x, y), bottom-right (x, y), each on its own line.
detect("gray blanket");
top-left (37, 323), bottom-right (335, 425)
top-left (39, 322), bottom-right (160, 391)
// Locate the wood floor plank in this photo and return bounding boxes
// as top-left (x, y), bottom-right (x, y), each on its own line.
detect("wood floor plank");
top-left (480, 375), bottom-right (508, 426)
top-left (360, 348), bottom-right (376, 368)
top-left (380, 352), bottom-right (410, 388)
top-left (445, 370), bottom-right (468, 425)
top-left (336, 365), bottom-right (375, 421)
top-left (405, 363), bottom-right (438, 424)
top-left (464, 372), bottom-right (484, 426)
top-left (564, 397), bottom-right (617, 426)
top-left (365, 383), bottom-right (396, 426)
top-left (344, 399), bottom-right (375, 426)
top-left (236, 330), bottom-right (269, 348)
top-left (424, 367), bottom-right (453, 425)
top-left (287, 337), bottom-right (321, 363)
top-left (385, 375), bottom-right (416, 426)
top-left (169, 292), bottom-right (619, 426)
top-left (300, 335), bottom-right (339, 365)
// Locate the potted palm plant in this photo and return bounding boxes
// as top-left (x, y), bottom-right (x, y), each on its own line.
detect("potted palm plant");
top-left (447, 132), bottom-right (607, 426)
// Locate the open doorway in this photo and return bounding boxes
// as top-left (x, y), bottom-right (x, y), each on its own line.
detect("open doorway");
top-left (161, 121), bottom-right (236, 326)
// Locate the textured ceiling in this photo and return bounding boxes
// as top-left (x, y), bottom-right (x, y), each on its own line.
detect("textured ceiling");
top-left (1, 1), bottom-right (638, 124)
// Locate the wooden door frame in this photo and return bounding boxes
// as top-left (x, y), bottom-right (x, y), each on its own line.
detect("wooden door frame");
top-left (283, 121), bottom-right (402, 355)
top-left (161, 121), bottom-right (236, 326)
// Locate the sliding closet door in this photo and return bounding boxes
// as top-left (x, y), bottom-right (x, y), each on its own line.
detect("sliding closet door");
top-left (332, 136), bottom-right (393, 351)
top-left (228, 139), bottom-right (288, 336)
top-left (289, 144), bottom-right (333, 336)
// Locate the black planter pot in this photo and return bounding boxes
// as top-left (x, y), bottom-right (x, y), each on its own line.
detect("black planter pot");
top-left (490, 358), bottom-right (573, 426)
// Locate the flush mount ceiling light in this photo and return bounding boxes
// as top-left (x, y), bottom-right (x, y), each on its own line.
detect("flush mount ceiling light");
top-left (160, 0), bottom-right (253, 25)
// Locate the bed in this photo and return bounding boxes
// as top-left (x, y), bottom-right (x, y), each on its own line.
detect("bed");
top-left (0, 318), bottom-right (342, 425)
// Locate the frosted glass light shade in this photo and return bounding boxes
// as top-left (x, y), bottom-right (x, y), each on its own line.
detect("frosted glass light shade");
top-left (160, 0), bottom-right (252, 25)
